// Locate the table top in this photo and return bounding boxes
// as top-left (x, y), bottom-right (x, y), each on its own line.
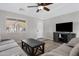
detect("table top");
top-left (22, 38), bottom-right (45, 48)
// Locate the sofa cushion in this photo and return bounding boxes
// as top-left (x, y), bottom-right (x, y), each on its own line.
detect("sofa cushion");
top-left (70, 43), bottom-right (79, 56)
top-left (0, 42), bottom-right (18, 52)
top-left (67, 38), bottom-right (79, 47)
top-left (0, 46), bottom-right (27, 56)
top-left (0, 39), bottom-right (27, 56)
top-left (0, 39), bottom-right (14, 46)
top-left (42, 43), bottom-right (72, 56)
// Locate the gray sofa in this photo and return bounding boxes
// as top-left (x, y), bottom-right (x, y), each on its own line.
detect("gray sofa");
top-left (42, 38), bottom-right (79, 56)
top-left (0, 39), bottom-right (27, 56)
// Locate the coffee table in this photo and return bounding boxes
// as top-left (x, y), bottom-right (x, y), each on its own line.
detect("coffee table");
top-left (21, 38), bottom-right (45, 56)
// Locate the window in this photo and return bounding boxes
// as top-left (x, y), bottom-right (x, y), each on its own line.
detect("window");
top-left (6, 18), bottom-right (26, 32)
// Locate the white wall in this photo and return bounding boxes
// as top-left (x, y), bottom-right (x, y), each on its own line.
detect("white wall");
top-left (0, 10), bottom-right (43, 43)
top-left (36, 20), bottom-right (43, 38)
top-left (44, 11), bottom-right (79, 40)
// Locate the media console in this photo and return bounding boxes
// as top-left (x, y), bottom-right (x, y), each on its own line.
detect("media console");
top-left (53, 32), bottom-right (76, 43)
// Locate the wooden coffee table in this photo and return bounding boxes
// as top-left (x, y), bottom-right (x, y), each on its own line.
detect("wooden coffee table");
top-left (21, 38), bottom-right (45, 56)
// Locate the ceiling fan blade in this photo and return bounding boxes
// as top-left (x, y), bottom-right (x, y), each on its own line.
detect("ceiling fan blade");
top-left (40, 3), bottom-right (53, 6)
top-left (43, 7), bottom-right (50, 11)
top-left (44, 3), bottom-right (53, 5)
top-left (37, 3), bottom-right (41, 6)
top-left (27, 6), bottom-right (38, 8)
top-left (36, 9), bottom-right (40, 12)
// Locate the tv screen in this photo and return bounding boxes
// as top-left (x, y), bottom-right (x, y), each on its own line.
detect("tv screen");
top-left (56, 22), bottom-right (73, 32)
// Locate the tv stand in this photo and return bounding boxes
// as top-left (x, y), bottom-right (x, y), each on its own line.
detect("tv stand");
top-left (53, 32), bottom-right (76, 43)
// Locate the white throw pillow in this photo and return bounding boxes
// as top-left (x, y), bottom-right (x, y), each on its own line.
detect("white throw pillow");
top-left (67, 38), bottom-right (79, 47)
top-left (70, 43), bottom-right (79, 56)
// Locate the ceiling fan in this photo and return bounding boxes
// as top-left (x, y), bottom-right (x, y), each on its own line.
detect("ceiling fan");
top-left (27, 3), bottom-right (53, 12)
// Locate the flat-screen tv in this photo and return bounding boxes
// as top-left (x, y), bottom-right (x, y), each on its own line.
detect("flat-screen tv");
top-left (56, 22), bottom-right (73, 32)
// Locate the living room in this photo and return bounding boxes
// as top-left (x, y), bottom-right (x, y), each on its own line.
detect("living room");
top-left (0, 2), bottom-right (79, 56)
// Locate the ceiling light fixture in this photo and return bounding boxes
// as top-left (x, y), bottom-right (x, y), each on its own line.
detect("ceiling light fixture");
top-left (38, 6), bottom-right (44, 10)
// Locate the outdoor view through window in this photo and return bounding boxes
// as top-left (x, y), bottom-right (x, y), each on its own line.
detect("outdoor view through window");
top-left (6, 18), bottom-right (26, 32)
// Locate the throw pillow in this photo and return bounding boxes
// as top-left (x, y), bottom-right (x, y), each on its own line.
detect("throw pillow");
top-left (70, 43), bottom-right (79, 56)
top-left (67, 37), bottom-right (79, 47)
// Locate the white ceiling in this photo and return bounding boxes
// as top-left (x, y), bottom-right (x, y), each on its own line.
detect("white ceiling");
top-left (0, 3), bottom-right (79, 20)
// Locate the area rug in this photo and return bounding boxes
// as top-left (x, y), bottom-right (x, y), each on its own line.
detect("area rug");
top-left (43, 39), bottom-right (61, 53)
